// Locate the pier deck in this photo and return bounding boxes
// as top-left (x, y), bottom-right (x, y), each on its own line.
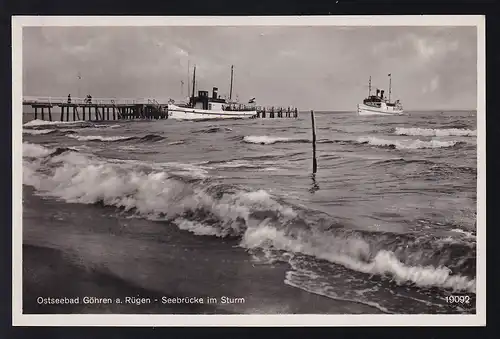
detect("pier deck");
top-left (23, 97), bottom-right (298, 122)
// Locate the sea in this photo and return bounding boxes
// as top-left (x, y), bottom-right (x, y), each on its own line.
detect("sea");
top-left (21, 110), bottom-right (477, 314)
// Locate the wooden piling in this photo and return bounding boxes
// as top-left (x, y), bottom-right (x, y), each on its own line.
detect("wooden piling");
top-left (41, 107), bottom-right (45, 121)
top-left (60, 106), bottom-right (64, 121)
top-left (34, 107), bottom-right (38, 120)
top-left (66, 106), bottom-right (70, 121)
top-left (310, 110), bottom-right (317, 174)
top-left (48, 106), bottom-right (52, 121)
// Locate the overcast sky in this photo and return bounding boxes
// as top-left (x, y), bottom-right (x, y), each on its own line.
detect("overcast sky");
top-left (23, 26), bottom-right (477, 111)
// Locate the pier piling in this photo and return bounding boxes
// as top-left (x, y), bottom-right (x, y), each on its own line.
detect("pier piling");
top-left (310, 110), bottom-right (317, 174)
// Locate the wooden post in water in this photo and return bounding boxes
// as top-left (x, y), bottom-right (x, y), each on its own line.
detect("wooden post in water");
top-left (48, 106), bottom-right (52, 121)
top-left (60, 106), bottom-right (64, 121)
top-left (66, 106), bottom-right (70, 121)
top-left (310, 110), bottom-right (317, 174)
top-left (41, 107), bottom-right (45, 121)
top-left (34, 107), bottom-right (38, 120)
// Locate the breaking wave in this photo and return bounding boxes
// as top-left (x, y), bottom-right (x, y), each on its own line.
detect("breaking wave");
top-left (23, 129), bottom-right (77, 136)
top-left (243, 135), bottom-right (310, 145)
top-left (66, 133), bottom-right (165, 143)
top-left (23, 129), bottom-right (56, 135)
top-left (167, 141), bottom-right (185, 146)
top-left (67, 135), bottom-right (135, 142)
top-left (23, 119), bottom-right (87, 127)
top-left (394, 127), bottom-right (477, 137)
top-left (22, 142), bottom-right (476, 293)
top-left (357, 136), bottom-right (463, 150)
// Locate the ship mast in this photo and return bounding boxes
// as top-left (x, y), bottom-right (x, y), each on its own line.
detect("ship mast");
top-left (187, 60), bottom-right (190, 99)
top-left (191, 65), bottom-right (196, 100)
top-left (368, 76), bottom-right (371, 97)
top-left (388, 73), bottom-right (392, 102)
top-left (229, 65), bottom-right (234, 102)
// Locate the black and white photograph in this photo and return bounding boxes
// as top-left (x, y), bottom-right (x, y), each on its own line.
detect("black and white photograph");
top-left (13, 16), bottom-right (485, 326)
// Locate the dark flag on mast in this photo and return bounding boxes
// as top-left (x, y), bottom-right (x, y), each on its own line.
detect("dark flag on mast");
top-left (388, 73), bottom-right (391, 76)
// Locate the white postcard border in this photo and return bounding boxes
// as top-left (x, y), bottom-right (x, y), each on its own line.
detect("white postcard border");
top-left (12, 15), bottom-right (486, 327)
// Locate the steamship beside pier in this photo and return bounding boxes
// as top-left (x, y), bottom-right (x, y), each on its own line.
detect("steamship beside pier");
top-left (357, 74), bottom-right (404, 116)
top-left (167, 65), bottom-right (258, 120)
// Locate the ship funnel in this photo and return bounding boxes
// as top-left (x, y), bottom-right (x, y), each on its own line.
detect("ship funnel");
top-left (376, 89), bottom-right (380, 97)
top-left (212, 87), bottom-right (218, 99)
top-left (380, 90), bottom-right (385, 99)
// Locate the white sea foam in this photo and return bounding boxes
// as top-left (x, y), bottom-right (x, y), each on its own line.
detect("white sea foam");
top-left (93, 124), bottom-right (121, 128)
top-left (394, 127), bottom-right (477, 137)
top-left (22, 142), bottom-right (475, 293)
top-left (23, 119), bottom-right (86, 127)
top-left (240, 224), bottom-right (476, 293)
top-left (243, 135), bottom-right (308, 145)
top-left (358, 136), bottom-right (460, 150)
top-left (451, 228), bottom-right (476, 239)
top-left (23, 142), bottom-right (52, 158)
top-left (211, 160), bottom-right (263, 169)
top-left (67, 134), bottom-right (132, 142)
top-left (22, 129), bottom-right (53, 135)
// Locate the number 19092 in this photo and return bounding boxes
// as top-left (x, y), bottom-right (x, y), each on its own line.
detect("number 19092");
top-left (446, 295), bottom-right (471, 304)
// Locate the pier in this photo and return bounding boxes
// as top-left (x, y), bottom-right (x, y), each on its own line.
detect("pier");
top-left (23, 96), bottom-right (298, 122)
top-left (23, 97), bottom-right (168, 122)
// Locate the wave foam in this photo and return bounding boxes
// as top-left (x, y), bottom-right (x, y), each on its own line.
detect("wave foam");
top-left (22, 142), bottom-right (476, 293)
top-left (67, 134), bottom-right (134, 142)
top-left (241, 225), bottom-right (475, 293)
top-left (394, 127), bottom-right (476, 137)
top-left (23, 129), bottom-right (54, 135)
top-left (24, 119), bottom-right (86, 127)
top-left (358, 136), bottom-right (461, 150)
top-left (243, 135), bottom-right (309, 145)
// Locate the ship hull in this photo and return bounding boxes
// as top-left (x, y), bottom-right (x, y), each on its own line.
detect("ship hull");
top-left (167, 104), bottom-right (257, 120)
top-left (357, 103), bottom-right (404, 116)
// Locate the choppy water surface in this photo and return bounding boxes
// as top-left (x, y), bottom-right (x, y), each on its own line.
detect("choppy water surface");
top-left (22, 110), bottom-right (477, 314)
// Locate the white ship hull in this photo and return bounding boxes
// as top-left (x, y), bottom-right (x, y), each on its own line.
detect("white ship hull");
top-left (167, 104), bottom-right (257, 120)
top-left (357, 103), bottom-right (404, 116)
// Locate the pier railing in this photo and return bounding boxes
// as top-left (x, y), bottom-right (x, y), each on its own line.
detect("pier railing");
top-left (23, 96), bottom-right (153, 106)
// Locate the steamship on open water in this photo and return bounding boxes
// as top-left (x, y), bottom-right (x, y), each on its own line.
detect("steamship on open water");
top-left (357, 74), bottom-right (404, 116)
top-left (167, 65), bottom-right (257, 120)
